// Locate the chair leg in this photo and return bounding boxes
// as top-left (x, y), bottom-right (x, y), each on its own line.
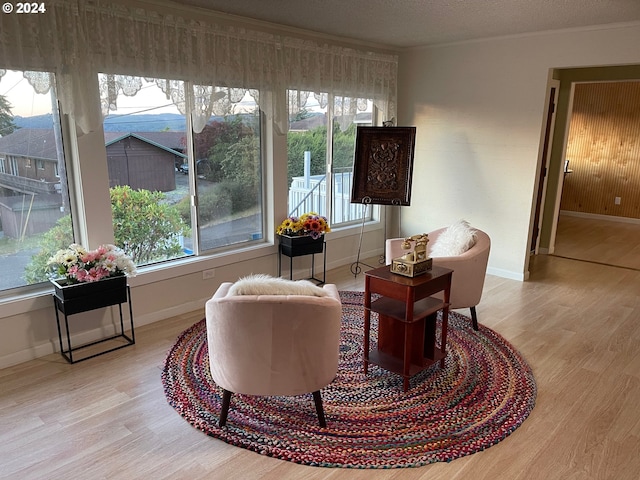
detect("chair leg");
top-left (470, 306), bottom-right (479, 331)
top-left (312, 390), bottom-right (327, 428)
top-left (219, 389), bottom-right (232, 427)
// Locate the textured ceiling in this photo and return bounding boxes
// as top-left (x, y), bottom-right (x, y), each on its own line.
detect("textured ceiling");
top-left (170, 0), bottom-right (640, 48)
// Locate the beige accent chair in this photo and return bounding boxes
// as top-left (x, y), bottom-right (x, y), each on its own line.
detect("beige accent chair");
top-left (205, 282), bottom-right (342, 427)
top-left (385, 227), bottom-right (491, 330)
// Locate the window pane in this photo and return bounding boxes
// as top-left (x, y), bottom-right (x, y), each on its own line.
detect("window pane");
top-left (287, 92), bottom-right (328, 218)
top-left (0, 69), bottom-right (75, 292)
top-left (99, 74), bottom-right (191, 267)
top-left (331, 100), bottom-right (374, 225)
top-left (193, 90), bottom-right (263, 251)
top-left (286, 91), bottom-right (375, 226)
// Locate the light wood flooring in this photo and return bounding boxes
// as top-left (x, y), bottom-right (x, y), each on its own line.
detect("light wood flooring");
top-left (553, 213), bottom-right (640, 270)
top-left (1, 254), bottom-right (640, 479)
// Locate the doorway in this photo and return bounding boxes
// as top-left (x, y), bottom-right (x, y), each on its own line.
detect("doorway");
top-left (538, 70), bottom-right (640, 272)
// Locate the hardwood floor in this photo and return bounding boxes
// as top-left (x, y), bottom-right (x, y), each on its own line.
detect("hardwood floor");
top-left (1, 255), bottom-right (640, 479)
top-left (553, 213), bottom-right (640, 270)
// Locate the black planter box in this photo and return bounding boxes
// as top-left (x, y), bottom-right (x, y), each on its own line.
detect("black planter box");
top-left (278, 234), bottom-right (325, 257)
top-left (51, 275), bottom-right (128, 315)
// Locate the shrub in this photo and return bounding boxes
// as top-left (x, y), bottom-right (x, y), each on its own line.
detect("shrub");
top-left (23, 215), bottom-right (74, 284)
top-left (111, 186), bottom-right (191, 264)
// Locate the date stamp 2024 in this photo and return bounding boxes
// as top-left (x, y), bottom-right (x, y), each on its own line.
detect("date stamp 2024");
top-left (3, 2), bottom-right (47, 14)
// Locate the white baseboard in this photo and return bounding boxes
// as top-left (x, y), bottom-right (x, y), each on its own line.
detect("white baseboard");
top-left (560, 210), bottom-right (640, 225)
top-left (0, 298), bottom-right (208, 370)
top-left (486, 266), bottom-right (525, 281)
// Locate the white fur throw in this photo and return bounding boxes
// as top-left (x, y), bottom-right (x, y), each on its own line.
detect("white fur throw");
top-left (429, 220), bottom-right (477, 257)
top-left (228, 274), bottom-right (328, 297)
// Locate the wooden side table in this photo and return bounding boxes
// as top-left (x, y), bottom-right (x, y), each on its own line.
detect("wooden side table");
top-left (363, 265), bottom-right (452, 392)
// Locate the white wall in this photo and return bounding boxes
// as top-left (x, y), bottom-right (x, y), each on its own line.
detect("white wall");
top-left (397, 22), bottom-right (640, 280)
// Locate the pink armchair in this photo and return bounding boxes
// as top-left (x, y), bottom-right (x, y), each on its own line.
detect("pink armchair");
top-left (386, 227), bottom-right (491, 330)
top-left (205, 282), bottom-right (342, 427)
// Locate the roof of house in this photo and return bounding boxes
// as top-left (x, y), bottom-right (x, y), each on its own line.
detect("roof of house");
top-left (0, 129), bottom-right (187, 161)
top-left (104, 132), bottom-right (187, 159)
top-left (0, 129), bottom-right (57, 160)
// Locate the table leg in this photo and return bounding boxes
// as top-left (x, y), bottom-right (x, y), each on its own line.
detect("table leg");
top-left (363, 311), bottom-right (370, 374)
top-left (363, 280), bottom-right (371, 374)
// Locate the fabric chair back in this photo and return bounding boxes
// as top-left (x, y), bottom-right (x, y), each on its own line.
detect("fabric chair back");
top-left (386, 227), bottom-right (491, 310)
top-left (205, 283), bottom-right (342, 397)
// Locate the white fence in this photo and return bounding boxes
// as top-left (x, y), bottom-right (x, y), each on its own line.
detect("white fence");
top-left (288, 168), bottom-right (367, 223)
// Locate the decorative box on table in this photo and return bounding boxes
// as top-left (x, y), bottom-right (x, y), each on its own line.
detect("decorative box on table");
top-left (391, 257), bottom-right (433, 277)
top-left (390, 233), bottom-right (432, 278)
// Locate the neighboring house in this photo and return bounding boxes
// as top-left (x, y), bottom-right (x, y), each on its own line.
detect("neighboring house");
top-left (0, 129), bottom-right (63, 239)
top-left (104, 132), bottom-right (186, 192)
top-left (0, 129), bottom-right (186, 238)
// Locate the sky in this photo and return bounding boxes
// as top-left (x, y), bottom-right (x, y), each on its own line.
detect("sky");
top-left (0, 70), bottom-right (53, 117)
top-left (0, 70), bottom-right (181, 119)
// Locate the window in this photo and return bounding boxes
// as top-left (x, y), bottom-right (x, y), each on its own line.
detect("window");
top-left (192, 89), bottom-right (262, 252)
top-left (286, 91), bottom-right (375, 226)
top-left (98, 74), bottom-right (263, 267)
top-left (0, 69), bottom-right (75, 293)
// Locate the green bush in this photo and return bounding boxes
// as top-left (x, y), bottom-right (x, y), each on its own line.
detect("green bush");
top-left (23, 215), bottom-right (74, 284)
top-left (24, 187), bottom-right (191, 283)
top-left (111, 186), bottom-right (191, 264)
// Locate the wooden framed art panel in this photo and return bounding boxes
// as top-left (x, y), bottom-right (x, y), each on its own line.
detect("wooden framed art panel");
top-left (351, 126), bottom-right (416, 206)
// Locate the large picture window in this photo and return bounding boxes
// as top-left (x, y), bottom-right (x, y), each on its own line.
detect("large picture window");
top-left (98, 74), bottom-right (263, 267)
top-left (0, 69), bottom-right (76, 293)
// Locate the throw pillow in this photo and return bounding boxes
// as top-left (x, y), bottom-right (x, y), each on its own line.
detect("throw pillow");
top-left (429, 220), bottom-right (477, 257)
top-left (228, 274), bottom-right (328, 297)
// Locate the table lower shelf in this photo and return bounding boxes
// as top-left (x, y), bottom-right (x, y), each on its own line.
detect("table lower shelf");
top-left (366, 348), bottom-right (445, 378)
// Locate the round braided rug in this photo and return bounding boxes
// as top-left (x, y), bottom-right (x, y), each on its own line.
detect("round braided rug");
top-left (161, 291), bottom-right (536, 468)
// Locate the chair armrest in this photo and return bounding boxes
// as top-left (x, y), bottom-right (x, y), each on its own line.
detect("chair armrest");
top-left (385, 238), bottom-right (405, 265)
top-left (322, 283), bottom-right (341, 303)
top-left (212, 282), bottom-right (233, 299)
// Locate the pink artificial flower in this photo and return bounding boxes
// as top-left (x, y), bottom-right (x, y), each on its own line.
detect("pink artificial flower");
top-left (85, 267), bottom-right (109, 282)
top-left (82, 251), bottom-right (97, 263)
top-left (75, 269), bottom-right (89, 282)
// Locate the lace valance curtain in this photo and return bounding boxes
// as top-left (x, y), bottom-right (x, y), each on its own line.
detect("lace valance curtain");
top-left (0, 0), bottom-right (397, 134)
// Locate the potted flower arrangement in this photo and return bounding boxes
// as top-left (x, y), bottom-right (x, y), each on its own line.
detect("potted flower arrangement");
top-left (47, 243), bottom-right (137, 311)
top-left (276, 212), bottom-right (330, 256)
top-left (276, 212), bottom-right (331, 239)
top-left (48, 243), bottom-right (137, 284)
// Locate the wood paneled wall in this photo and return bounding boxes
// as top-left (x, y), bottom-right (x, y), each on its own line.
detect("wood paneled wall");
top-left (561, 81), bottom-right (640, 219)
